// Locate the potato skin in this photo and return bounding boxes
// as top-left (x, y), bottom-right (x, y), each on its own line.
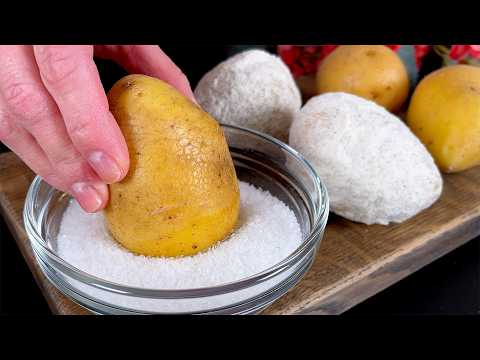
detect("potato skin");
top-left (407, 65), bottom-right (480, 173)
top-left (105, 75), bottom-right (240, 257)
top-left (316, 45), bottom-right (409, 112)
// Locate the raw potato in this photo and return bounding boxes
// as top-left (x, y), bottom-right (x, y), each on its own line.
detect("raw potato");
top-left (316, 45), bottom-right (409, 112)
top-left (289, 92), bottom-right (443, 225)
top-left (105, 75), bottom-right (240, 257)
top-left (407, 64), bottom-right (480, 173)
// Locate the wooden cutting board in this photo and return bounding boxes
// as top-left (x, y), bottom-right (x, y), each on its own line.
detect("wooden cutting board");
top-left (1, 151), bottom-right (480, 315)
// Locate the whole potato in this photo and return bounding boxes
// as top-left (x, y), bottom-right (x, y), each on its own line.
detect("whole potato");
top-left (105, 75), bottom-right (240, 257)
top-left (407, 64), bottom-right (480, 173)
top-left (316, 45), bottom-right (409, 112)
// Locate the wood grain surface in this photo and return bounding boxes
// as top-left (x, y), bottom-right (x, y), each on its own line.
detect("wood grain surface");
top-left (1, 151), bottom-right (479, 315)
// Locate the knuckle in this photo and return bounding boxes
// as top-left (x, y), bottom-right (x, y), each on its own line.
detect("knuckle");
top-left (1, 80), bottom-right (50, 124)
top-left (55, 154), bottom-right (81, 175)
top-left (68, 117), bottom-right (93, 141)
top-left (37, 47), bottom-right (82, 86)
top-left (53, 152), bottom-right (84, 179)
top-left (53, 154), bottom-right (96, 185)
top-left (3, 82), bottom-right (40, 113)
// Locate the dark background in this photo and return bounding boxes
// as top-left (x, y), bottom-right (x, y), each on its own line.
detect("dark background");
top-left (0, 45), bottom-right (479, 315)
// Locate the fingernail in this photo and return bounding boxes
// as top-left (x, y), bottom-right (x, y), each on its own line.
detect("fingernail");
top-left (87, 151), bottom-right (123, 183)
top-left (71, 182), bottom-right (105, 213)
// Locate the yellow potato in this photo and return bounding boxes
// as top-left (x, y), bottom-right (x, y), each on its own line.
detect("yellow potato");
top-left (407, 65), bottom-right (480, 173)
top-left (316, 45), bottom-right (409, 112)
top-left (105, 75), bottom-right (240, 257)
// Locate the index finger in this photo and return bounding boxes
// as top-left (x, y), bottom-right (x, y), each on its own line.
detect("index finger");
top-left (33, 45), bottom-right (130, 184)
top-left (94, 45), bottom-right (196, 102)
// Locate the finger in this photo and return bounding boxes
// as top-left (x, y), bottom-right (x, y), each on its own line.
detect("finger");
top-left (0, 110), bottom-right (53, 184)
top-left (0, 46), bottom-right (97, 183)
top-left (33, 45), bottom-right (130, 184)
top-left (0, 45), bottom-right (108, 212)
top-left (94, 45), bottom-right (196, 102)
top-left (0, 108), bottom-right (108, 213)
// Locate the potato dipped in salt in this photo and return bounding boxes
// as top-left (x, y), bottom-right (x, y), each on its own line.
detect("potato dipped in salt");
top-left (105, 75), bottom-right (240, 257)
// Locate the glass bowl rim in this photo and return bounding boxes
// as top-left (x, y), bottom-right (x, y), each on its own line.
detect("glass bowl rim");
top-left (24, 124), bottom-right (329, 299)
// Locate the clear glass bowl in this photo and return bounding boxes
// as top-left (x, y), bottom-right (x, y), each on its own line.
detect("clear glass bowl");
top-left (24, 124), bottom-right (329, 314)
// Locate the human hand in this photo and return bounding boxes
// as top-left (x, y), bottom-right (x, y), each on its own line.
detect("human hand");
top-left (0, 45), bottom-right (194, 213)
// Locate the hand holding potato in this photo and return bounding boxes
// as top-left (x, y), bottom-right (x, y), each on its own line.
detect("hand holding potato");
top-left (0, 45), bottom-right (195, 213)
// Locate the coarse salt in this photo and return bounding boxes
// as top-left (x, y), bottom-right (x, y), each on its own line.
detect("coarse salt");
top-left (56, 181), bottom-right (302, 292)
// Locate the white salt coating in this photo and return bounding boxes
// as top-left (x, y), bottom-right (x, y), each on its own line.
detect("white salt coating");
top-left (194, 49), bottom-right (302, 142)
top-left (289, 92), bottom-right (443, 225)
top-left (56, 181), bottom-right (302, 291)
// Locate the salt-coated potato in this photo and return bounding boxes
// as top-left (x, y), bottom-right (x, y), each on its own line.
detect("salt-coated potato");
top-left (289, 92), bottom-right (443, 225)
top-left (194, 49), bottom-right (302, 143)
top-left (105, 75), bottom-right (240, 257)
top-left (316, 45), bottom-right (409, 113)
top-left (407, 64), bottom-right (480, 173)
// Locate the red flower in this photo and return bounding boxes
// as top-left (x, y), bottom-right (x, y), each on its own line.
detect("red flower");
top-left (321, 45), bottom-right (338, 58)
top-left (470, 45), bottom-right (480, 58)
top-left (449, 45), bottom-right (470, 60)
top-left (277, 45), bottom-right (339, 78)
top-left (449, 45), bottom-right (480, 61)
top-left (414, 45), bottom-right (431, 68)
top-left (304, 46), bottom-right (318, 54)
top-left (387, 45), bottom-right (401, 51)
top-left (278, 45), bottom-right (300, 66)
top-left (290, 63), bottom-right (305, 78)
